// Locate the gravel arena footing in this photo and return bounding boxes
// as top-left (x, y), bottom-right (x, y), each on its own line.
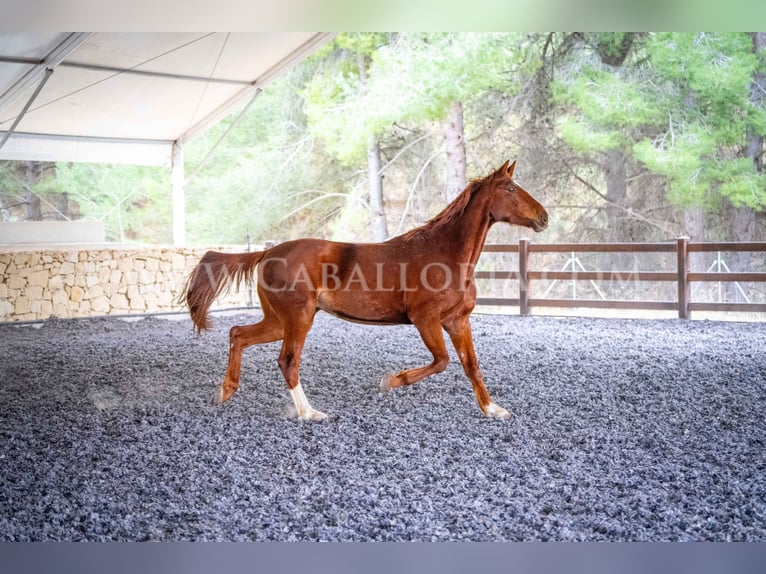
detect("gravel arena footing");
top-left (1, 311), bottom-right (765, 541)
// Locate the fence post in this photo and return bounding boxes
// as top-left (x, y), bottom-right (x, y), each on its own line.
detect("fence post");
top-left (677, 236), bottom-right (690, 319)
top-left (519, 238), bottom-right (530, 316)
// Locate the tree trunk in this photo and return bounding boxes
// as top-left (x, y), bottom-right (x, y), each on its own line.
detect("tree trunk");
top-left (358, 52), bottom-right (388, 241)
top-left (367, 138), bottom-right (388, 242)
top-left (596, 33), bottom-right (635, 67)
top-left (605, 148), bottom-right (627, 241)
top-left (683, 207), bottom-right (708, 273)
top-left (730, 34), bottom-right (765, 264)
top-left (595, 34), bottom-right (636, 243)
top-left (683, 207), bottom-right (705, 242)
top-left (444, 100), bottom-right (467, 202)
top-left (723, 204), bottom-right (757, 302)
top-left (724, 32), bottom-right (764, 299)
top-left (746, 32), bottom-right (765, 173)
top-left (56, 192), bottom-right (69, 220)
top-left (25, 161), bottom-right (41, 221)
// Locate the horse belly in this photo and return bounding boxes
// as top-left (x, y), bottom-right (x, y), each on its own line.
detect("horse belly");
top-left (316, 291), bottom-right (410, 325)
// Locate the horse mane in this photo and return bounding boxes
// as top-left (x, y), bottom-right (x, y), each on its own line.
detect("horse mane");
top-left (399, 171), bottom-right (495, 241)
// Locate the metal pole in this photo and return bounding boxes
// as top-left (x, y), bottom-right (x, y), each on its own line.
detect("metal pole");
top-left (171, 143), bottom-right (185, 247)
top-left (0, 68), bottom-right (53, 150)
top-left (246, 231), bottom-right (254, 308)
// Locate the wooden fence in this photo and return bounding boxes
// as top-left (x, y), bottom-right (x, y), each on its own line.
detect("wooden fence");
top-left (475, 237), bottom-right (766, 319)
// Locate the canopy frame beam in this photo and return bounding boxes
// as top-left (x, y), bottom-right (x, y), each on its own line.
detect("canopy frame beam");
top-left (0, 32), bottom-right (91, 116)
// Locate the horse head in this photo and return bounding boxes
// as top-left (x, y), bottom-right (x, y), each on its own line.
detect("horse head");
top-left (487, 160), bottom-right (548, 232)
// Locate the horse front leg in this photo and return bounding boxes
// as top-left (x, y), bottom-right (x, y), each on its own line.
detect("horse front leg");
top-left (444, 316), bottom-right (510, 419)
top-left (379, 317), bottom-right (450, 392)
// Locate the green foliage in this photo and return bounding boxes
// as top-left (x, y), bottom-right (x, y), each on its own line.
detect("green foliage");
top-left (183, 64), bottom-right (346, 244)
top-left (553, 37), bottom-right (659, 158)
top-left (639, 32), bottom-right (766, 209)
top-left (556, 32), bottom-right (766, 212)
top-left (633, 127), bottom-right (716, 207)
top-left (35, 163), bottom-right (171, 242)
top-left (557, 69), bottom-right (660, 129)
top-left (0, 163), bottom-right (26, 216)
top-left (15, 32), bottom-right (764, 247)
top-left (717, 158), bottom-right (766, 209)
top-left (648, 33), bottom-right (756, 115)
top-left (304, 33), bottom-right (523, 164)
top-left (558, 116), bottom-right (626, 153)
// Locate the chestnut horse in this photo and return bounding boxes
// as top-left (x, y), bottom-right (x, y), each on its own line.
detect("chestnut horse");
top-left (183, 160), bottom-right (548, 420)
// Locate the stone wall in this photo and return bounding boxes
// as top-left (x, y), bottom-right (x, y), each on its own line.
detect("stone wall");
top-left (0, 246), bottom-right (255, 322)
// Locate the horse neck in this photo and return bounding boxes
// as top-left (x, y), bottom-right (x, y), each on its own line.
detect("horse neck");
top-left (432, 187), bottom-right (494, 267)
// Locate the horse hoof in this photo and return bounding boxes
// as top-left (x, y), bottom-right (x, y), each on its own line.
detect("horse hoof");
top-left (303, 409), bottom-right (328, 421)
top-left (379, 374), bottom-right (394, 393)
top-left (212, 386), bottom-right (230, 405)
top-left (286, 405), bottom-right (328, 421)
top-left (485, 402), bottom-right (511, 419)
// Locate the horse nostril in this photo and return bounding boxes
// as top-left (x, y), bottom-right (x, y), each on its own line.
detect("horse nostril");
top-left (540, 212), bottom-right (548, 227)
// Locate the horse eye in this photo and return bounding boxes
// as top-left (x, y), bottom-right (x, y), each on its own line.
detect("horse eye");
top-left (508, 186), bottom-right (517, 193)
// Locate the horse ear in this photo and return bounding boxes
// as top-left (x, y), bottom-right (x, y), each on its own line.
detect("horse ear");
top-left (498, 160), bottom-right (510, 175)
top-left (507, 160), bottom-right (516, 177)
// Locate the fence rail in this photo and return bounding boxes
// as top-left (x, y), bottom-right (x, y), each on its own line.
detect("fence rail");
top-left (475, 237), bottom-right (766, 319)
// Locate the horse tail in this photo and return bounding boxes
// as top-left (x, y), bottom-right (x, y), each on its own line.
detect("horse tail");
top-left (181, 250), bottom-right (267, 333)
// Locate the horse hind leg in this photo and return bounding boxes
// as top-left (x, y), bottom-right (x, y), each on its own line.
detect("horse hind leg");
top-left (286, 378), bottom-right (327, 421)
top-left (215, 313), bottom-right (284, 404)
top-left (277, 310), bottom-right (327, 421)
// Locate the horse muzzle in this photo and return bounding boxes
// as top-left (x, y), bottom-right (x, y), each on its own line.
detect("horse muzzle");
top-left (532, 211), bottom-right (548, 232)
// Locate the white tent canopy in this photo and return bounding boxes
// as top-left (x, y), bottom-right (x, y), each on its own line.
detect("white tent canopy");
top-left (0, 32), bottom-right (334, 244)
top-left (0, 33), bottom-right (333, 165)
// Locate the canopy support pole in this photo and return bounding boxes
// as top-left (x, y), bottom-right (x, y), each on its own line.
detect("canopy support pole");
top-left (172, 142), bottom-right (185, 247)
